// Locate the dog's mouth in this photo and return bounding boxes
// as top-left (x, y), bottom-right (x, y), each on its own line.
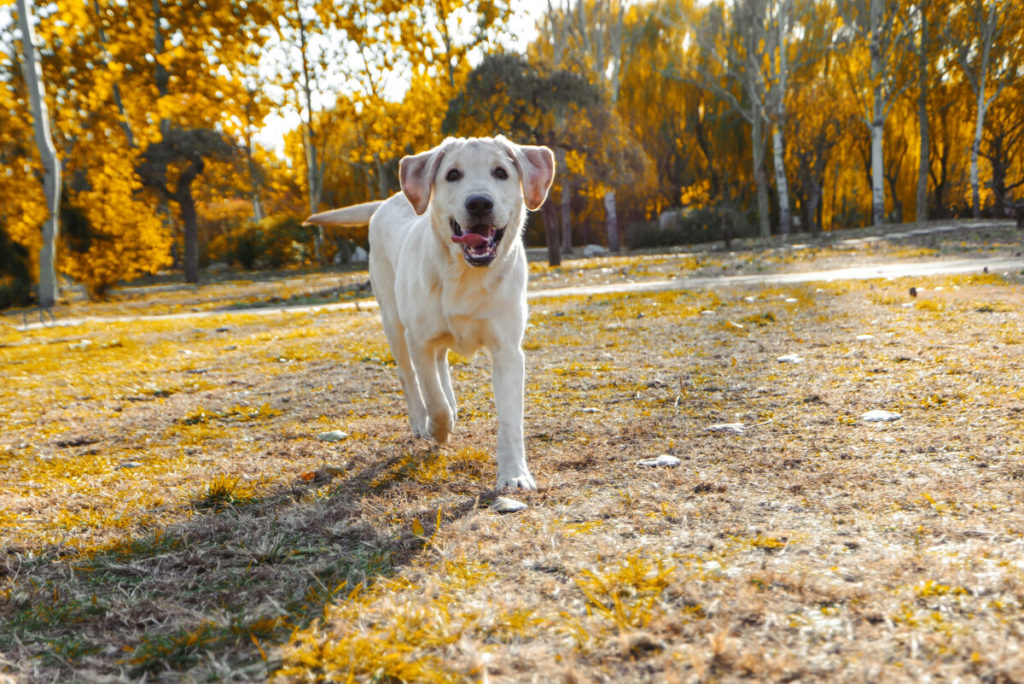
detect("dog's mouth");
top-left (450, 219), bottom-right (505, 266)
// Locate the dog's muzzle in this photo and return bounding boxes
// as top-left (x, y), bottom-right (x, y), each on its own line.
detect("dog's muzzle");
top-left (451, 219), bottom-right (504, 266)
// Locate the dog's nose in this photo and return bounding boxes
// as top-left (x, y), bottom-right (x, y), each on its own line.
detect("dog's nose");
top-left (465, 194), bottom-right (494, 218)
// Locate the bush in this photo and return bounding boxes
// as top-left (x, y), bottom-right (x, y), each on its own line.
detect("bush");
top-left (59, 159), bottom-right (173, 299)
top-left (206, 215), bottom-right (314, 270)
top-left (628, 205), bottom-right (758, 250)
top-left (0, 225), bottom-right (33, 310)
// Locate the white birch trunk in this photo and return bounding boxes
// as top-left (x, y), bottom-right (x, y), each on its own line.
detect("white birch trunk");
top-left (967, 0), bottom-right (995, 220)
top-left (604, 191), bottom-right (619, 252)
top-left (770, 0), bottom-right (792, 235)
top-left (16, 0), bottom-right (60, 308)
top-left (771, 125), bottom-right (791, 235)
top-left (970, 87), bottom-right (986, 219)
top-left (870, 106), bottom-right (886, 226)
top-left (868, 0), bottom-right (886, 227)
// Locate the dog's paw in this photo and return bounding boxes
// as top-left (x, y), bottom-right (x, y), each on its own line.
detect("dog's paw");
top-left (409, 418), bottom-right (430, 440)
top-left (496, 471), bottom-right (537, 491)
top-left (427, 412), bottom-right (454, 444)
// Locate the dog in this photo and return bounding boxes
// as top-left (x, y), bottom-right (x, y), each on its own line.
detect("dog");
top-left (305, 136), bottom-right (555, 490)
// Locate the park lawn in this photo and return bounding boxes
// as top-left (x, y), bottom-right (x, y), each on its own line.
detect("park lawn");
top-left (1, 239), bottom-right (1024, 681)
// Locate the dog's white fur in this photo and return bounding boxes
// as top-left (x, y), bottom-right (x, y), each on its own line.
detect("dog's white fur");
top-left (306, 136), bottom-right (555, 490)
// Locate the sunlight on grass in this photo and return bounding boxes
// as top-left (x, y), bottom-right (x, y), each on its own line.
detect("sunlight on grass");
top-left (2, 248), bottom-right (1023, 681)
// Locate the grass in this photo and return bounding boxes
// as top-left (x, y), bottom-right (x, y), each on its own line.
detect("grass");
top-left (1, 221), bottom-right (1023, 681)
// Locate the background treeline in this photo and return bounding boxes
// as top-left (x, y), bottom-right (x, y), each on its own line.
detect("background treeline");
top-left (1, 0), bottom-right (1023, 304)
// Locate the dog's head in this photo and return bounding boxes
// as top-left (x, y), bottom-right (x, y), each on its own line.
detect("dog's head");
top-left (400, 136), bottom-right (555, 267)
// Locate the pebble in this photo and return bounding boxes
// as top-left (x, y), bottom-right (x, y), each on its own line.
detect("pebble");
top-left (707, 422), bottom-right (746, 435)
top-left (316, 430), bottom-right (349, 442)
top-left (861, 410), bottom-right (902, 423)
top-left (637, 454), bottom-right (681, 467)
top-left (491, 496), bottom-right (528, 514)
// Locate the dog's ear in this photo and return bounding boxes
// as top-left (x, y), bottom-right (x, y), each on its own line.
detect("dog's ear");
top-left (399, 146), bottom-right (445, 215)
top-left (510, 143), bottom-right (556, 212)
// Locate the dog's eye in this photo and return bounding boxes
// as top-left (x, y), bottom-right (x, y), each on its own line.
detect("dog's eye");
top-left (445, 168), bottom-right (462, 182)
top-left (492, 167), bottom-right (509, 180)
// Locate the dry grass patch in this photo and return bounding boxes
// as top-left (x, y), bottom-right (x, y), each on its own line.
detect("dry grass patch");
top-left (2, 239), bottom-right (1024, 681)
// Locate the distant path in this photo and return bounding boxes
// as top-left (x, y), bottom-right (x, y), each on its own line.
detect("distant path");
top-left (12, 255), bottom-right (1024, 331)
top-left (532, 255), bottom-right (1024, 299)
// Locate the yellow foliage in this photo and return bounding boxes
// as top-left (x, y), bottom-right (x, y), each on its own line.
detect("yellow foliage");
top-left (61, 153), bottom-right (173, 299)
top-left (680, 179), bottom-right (713, 208)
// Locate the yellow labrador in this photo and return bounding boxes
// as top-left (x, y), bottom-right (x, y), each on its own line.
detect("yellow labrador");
top-left (306, 136), bottom-right (555, 490)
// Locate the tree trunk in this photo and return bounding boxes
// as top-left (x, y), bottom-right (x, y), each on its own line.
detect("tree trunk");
top-left (771, 124), bottom-right (791, 235)
top-left (752, 112), bottom-right (771, 238)
top-left (176, 153), bottom-right (205, 284)
top-left (915, 5), bottom-right (929, 222)
top-left (16, 0), bottom-right (60, 307)
top-left (970, 87), bottom-right (986, 219)
top-left (807, 179), bottom-right (822, 236)
top-left (295, 1), bottom-right (324, 262)
top-left (541, 199), bottom-right (561, 266)
top-left (604, 191), bottom-right (620, 252)
top-left (870, 103), bottom-right (886, 226)
top-left (556, 147), bottom-right (571, 254)
top-left (770, 0), bottom-right (792, 235)
top-left (868, 0), bottom-right (886, 227)
top-left (245, 137), bottom-right (264, 223)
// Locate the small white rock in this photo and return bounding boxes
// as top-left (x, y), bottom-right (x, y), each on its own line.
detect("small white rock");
top-left (856, 334), bottom-right (875, 341)
top-left (316, 430), bottom-right (349, 442)
top-left (861, 410), bottom-right (902, 423)
top-left (707, 422), bottom-right (746, 435)
top-left (581, 407), bottom-right (602, 414)
top-left (700, 310), bottom-right (716, 316)
top-left (785, 298), bottom-right (798, 303)
top-left (491, 496), bottom-right (528, 514)
top-left (117, 461), bottom-right (144, 469)
top-left (777, 353), bottom-right (804, 363)
top-left (637, 454), bottom-right (681, 467)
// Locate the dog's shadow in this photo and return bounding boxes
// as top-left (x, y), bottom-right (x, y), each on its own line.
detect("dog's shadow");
top-left (1, 444), bottom-right (506, 679)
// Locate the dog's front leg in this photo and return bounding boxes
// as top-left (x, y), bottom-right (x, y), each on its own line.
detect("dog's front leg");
top-left (407, 337), bottom-right (455, 444)
top-left (491, 345), bottom-right (535, 490)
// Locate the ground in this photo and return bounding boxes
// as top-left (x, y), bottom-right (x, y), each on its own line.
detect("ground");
top-left (1, 221), bottom-right (1023, 682)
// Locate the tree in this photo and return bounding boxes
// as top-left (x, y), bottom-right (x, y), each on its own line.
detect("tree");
top-left (788, 54), bottom-right (849, 233)
top-left (687, 0), bottom-right (774, 237)
top-left (540, 0), bottom-right (630, 251)
top-left (903, 0), bottom-right (938, 222)
top-left (271, 0), bottom-right (331, 260)
top-left (15, 0), bottom-right (59, 307)
top-left (948, 0), bottom-right (1018, 218)
top-left (980, 86), bottom-right (1024, 216)
top-left (837, 0), bottom-right (912, 226)
top-left (136, 129), bottom-right (239, 284)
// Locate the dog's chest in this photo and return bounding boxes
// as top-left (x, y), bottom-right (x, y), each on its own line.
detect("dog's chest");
top-left (443, 314), bottom-right (492, 355)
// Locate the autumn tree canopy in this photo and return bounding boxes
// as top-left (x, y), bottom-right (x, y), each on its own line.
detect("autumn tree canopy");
top-left (1, 0), bottom-right (1023, 301)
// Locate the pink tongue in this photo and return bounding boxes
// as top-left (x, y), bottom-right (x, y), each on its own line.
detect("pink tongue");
top-left (451, 232), bottom-right (488, 248)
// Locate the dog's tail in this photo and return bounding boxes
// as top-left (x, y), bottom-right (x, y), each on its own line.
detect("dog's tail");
top-left (303, 200), bottom-right (384, 227)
